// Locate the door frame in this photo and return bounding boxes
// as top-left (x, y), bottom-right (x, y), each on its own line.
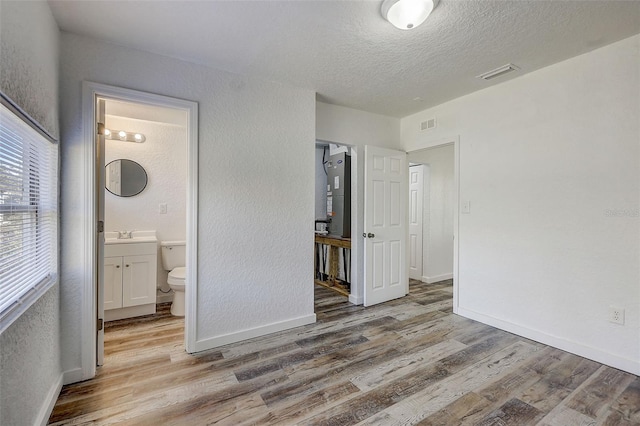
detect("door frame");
top-left (408, 164), bottom-right (426, 281)
top-left (406, 136), bottom-right (459, 313)
top-left (316, 140), bottom-right (363, 305)
top-left (80, 81), bottom-right (199, 380)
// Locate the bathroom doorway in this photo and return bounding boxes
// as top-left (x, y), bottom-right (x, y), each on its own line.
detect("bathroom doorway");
top-left (81, 82), bottom-right (198, 379)
top-left (101, 97), bottom-right (187, 308)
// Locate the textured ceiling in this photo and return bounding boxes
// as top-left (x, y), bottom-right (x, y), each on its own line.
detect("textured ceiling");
top-left (49, 0), bottom-right (640, 118)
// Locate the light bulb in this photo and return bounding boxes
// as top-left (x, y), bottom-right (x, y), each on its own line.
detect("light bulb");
top-left (118, 131), bottom-right (127, 139)
top-left (134, 133), bottom-right (142, 141)
top-left (104, 129), bottom-right (111, 136)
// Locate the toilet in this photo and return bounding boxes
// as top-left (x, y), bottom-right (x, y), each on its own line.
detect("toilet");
top-left (160, 241), bottom-right (186, 316)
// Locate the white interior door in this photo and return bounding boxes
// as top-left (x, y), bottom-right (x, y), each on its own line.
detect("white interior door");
top-left (409, 165), bottom-right (425, 280)
top-left (363, 145), bottom-right (407, 306)
top-left (96, 98), bottom-right (106, 366)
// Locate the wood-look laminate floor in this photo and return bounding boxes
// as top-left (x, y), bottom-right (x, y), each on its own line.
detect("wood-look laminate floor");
top-left (50, 280), bottom-right (640, 425)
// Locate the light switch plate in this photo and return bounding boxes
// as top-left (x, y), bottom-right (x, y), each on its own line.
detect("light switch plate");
top-left (462, 201), bottom-right (471, 214)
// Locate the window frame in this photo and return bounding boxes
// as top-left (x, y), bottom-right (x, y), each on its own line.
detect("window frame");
top-left (0, 93), bottom-right (58, 334)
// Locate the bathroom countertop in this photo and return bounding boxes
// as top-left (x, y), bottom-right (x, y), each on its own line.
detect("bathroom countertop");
top-left (105, 230), bottom-right (157, 245)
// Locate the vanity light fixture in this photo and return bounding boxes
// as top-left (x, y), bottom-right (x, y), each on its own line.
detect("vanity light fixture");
top-left (381, 0), bottom-right (439, 30)
top-left (104, 129), bottom-right (146, 143)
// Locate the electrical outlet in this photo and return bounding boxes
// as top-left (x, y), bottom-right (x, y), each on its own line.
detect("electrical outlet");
top-left (609, 306), bottom-right (625, 325)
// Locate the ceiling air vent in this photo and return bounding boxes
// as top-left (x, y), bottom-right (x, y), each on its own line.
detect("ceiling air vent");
top-left (477, 63), bottom-right (520, 81)
top-left (421, 118), bottom-right (436, 131)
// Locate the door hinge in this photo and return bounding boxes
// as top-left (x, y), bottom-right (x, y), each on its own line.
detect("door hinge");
top-left (98, 220), bottom-right (104, 233)
top-left (97, 122), bottom-right (105, 136)
top-left (97, 318), bottom-right (104, 332)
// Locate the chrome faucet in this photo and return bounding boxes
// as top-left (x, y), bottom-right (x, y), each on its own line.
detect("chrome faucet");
top-left (118, 230), bottom-right (132, 239)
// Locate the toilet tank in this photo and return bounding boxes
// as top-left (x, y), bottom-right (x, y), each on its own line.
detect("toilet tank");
top-left (160, 241), bottom-right (186, 270)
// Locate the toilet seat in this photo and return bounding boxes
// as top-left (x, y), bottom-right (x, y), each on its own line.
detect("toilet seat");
top-left (168, 266), bottom-right (186, 286)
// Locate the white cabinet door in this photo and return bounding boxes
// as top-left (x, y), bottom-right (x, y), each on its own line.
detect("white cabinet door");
top-left (104, 256), bottom-right (123, 310)
top-left (122, 254), bottom-right (157, 308)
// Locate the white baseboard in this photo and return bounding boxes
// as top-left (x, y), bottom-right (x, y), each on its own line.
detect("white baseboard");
top-left (62, 367), bottom-right (84, 385)
top-left (349, 294), bottom-right (363, 305)
top-left (457, 306), bottom-right (640, 376)
top-left (36, 372), bottom-right (63, 426)
top-left (192, 313), bottom-right (317, 353)
top-left (422, 273), bottom-right (453, 284)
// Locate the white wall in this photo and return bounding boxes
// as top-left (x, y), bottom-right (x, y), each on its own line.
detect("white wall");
top-left (402, 35), bottom-right (640, 374)
top-left (0, 1), bottom-right (59, 137)
top-left (104, 114), bottom-right (187, 290)
top-left (316, 101), bottom-right (401, 149)
top-left (408, 145), bottom-right (455, 283)
top-left (59, 32), bottom-right (316, 376)
top-left (0, 1), bottom-right (62, 425)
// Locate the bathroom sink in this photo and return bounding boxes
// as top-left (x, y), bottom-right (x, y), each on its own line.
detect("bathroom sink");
top-left (104, 230), bottom-right (157, 244)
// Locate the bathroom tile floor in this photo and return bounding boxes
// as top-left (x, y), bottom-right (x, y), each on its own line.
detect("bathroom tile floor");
top-left (49, 280), bottom-right (640, 425)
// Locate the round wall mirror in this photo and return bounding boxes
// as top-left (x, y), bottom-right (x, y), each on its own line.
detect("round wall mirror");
top-left (105, 159), bottom-right (148, 197)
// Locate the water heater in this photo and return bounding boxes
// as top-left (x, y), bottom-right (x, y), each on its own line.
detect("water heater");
top-left (326, 152), bottom-right (351, 238)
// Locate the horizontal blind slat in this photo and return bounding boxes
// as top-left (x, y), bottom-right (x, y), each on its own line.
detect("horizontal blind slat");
top-left (0, 100), bottom-right (58, 323)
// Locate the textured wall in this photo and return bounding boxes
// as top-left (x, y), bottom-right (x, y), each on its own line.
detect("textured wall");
top-left (316, 101), bottom-right (400, 149)
top-left (0, 288), bottom-right (60, 425)
top-left (59, 32), bottom-right (316, 374)
top-left (408, 144), bottom-right (454, 282)
top-left (402, 35), bottom-right (640, 374)
top-left (104, 115), bottom-right (187, 290)
top-left (0, 1), bottom-right (61, 425)
top-left (0, 0), bottom-right (59, 138)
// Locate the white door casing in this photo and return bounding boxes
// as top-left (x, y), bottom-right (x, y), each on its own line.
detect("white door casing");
top-left (363, 145), bottom-right (408, 306)
top-left (79, 82), bottom-right (198, 382)
top-left (409, 165), bottom-right (425, 281)
top-left (96, 98), bottom-right (106, 366)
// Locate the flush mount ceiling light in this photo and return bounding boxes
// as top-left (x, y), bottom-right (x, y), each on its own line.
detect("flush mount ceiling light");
top-left (381, 0), bottom-right (439, 30)
top-left (104, 129), bottom-right (146, 143)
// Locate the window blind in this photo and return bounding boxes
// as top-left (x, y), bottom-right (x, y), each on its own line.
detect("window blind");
top-left (0, 100), bottom-right (58, 326)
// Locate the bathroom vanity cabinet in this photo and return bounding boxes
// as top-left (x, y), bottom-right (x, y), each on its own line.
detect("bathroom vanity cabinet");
top-left (104, 240), bottom-right (157, 321)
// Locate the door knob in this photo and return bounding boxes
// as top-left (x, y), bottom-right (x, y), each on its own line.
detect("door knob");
top-left (368, 233), bottom-right (375, 238)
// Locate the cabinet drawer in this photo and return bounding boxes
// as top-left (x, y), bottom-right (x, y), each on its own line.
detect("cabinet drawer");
top-left (105, 242), bottom-right (156, 257)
